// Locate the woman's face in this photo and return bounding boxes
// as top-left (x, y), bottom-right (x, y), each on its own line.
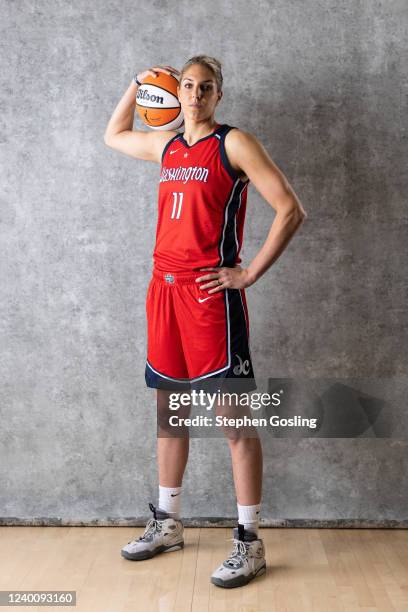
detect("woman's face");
top-left (177, 65), bottom-right (222, 120)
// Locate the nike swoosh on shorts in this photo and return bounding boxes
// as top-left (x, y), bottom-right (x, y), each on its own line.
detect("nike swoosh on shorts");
top-left (198, 296), bottom-right (213, 303)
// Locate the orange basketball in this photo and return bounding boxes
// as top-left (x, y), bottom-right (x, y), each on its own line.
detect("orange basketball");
top-left (136, 72), bottom-right (184, 131)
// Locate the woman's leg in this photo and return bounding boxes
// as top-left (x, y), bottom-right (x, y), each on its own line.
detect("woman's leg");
top-left (217, 397), bottom-right (263, 505)
top-left (210, 398), bottom-right (265, 588)
top-left (225, 404), bottom-right (263, 535)
top-left (157, 389), bottom-right (190, 487)
top-left (120, 388), bottom-right (189, 560)
top-left (228, 436), bottom-right (263, 505)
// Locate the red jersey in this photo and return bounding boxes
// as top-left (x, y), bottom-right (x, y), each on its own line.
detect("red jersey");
top-left (152, 123), bottom-right (250, 272)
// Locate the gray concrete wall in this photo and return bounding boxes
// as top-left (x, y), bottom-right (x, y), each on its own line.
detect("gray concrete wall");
top-left (1, 0), bottom-right (407, 525)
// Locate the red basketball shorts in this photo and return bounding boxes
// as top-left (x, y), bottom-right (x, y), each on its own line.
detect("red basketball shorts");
top-left (145, 268), bottom-right (256, 392)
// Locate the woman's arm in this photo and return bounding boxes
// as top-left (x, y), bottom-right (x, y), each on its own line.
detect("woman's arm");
top-left (196, 130), bottom-right (307, 292)
top-left (103, 65), bottom-right (179, 162)
top-left (231, 130), bottom-right (306, 284)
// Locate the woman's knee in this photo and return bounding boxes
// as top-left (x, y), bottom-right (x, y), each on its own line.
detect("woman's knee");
top-left (157, 389), bottom-right (191, 436)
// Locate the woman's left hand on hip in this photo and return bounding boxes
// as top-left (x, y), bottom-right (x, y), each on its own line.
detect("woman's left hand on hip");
top-left (195, 265), bottom-right (254, 293)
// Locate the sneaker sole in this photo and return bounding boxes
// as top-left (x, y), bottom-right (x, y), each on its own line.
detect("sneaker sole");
top-left (211, 563), bottom-right (266, 588)
top-left (121, 541), bottom-right (184, 561)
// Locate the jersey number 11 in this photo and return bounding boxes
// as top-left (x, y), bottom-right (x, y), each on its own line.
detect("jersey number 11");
top-left (171, 192), bottom-right (184, 220)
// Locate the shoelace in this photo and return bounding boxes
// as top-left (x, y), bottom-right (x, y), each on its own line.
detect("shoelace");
top-left (225, 538), bottom-right (251, 567)
top-left (130, 518), bottom-right (162, 543)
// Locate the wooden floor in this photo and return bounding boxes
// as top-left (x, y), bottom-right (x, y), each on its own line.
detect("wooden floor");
top-left (1, 527), bottom-right (407, 611)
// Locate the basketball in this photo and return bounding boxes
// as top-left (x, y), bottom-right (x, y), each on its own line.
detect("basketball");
top-left (136, 72), bottom-right (184, 131)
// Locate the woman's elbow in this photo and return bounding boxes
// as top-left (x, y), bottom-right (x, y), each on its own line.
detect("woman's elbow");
top-left (295, 202), bottom-right (307, 223)
top-left (299, 209), bottom-right (307, 222)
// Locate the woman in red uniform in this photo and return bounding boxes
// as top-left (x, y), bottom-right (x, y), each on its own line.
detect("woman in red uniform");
top-left (104, 56), bottom-right (306, 588)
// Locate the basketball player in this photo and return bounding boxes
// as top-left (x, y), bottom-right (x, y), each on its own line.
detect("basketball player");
top-left (104, 56), bottom-right (306, 588)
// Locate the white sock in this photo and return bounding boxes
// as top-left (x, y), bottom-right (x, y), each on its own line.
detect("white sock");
top-left (237, 502), bottom-right (261, 536)
top-left (158, 485), bottom-right (182, 519)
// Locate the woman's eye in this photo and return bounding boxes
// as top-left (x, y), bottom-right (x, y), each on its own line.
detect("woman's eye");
top-left (184, 83), bottom-right (212, 90)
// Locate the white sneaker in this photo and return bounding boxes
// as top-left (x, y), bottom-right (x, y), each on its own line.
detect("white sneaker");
top-left (121, 503), bottom-right (184, 561)
top-left (211, 524), bottom-right (266, 588)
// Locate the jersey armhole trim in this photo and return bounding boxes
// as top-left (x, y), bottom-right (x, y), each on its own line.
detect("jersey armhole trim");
top-left (161, 133), bottom-right (181, 164)
top-left (219, 126), bottom-right (249, 185)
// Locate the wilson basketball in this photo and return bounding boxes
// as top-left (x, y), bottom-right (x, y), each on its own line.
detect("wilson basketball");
top-left (136, 72), bottom-right (184, 131)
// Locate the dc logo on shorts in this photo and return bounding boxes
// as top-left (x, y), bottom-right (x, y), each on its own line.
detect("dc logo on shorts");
top-left (233, 354), bottom-right (250, 375)
top-left (164, 274), bottom-right (175, 283)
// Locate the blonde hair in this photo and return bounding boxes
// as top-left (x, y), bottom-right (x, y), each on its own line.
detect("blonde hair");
top-left (179, 55), bottom-right (223, 92)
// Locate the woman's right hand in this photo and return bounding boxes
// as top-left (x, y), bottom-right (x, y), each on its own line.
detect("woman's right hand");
top-left (136, 65), bottom-right (180, 83)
